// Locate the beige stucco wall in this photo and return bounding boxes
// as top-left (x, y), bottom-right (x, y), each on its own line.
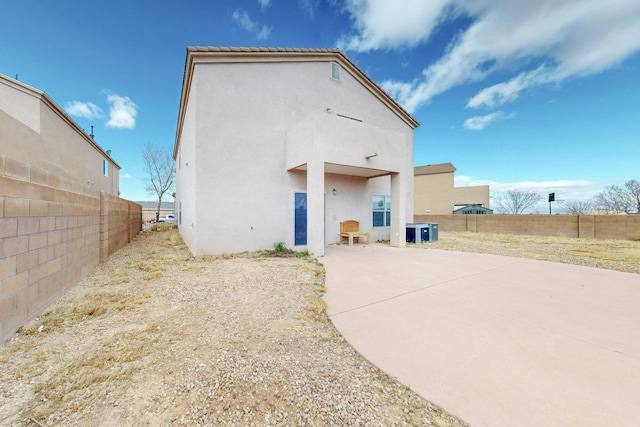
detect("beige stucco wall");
top-left (175, 51), bottom-right (415, 256)
top-left (414, 171), bottom-right (454, 215)
top-left (453, 185), bottom-right (490, 208)
top-left (415, 172), bottom-right (490, 214)
top-left (0, 74), bottom-right (119, 196)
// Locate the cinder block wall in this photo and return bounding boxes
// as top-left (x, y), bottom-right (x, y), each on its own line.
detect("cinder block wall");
top-left (414, 214), bottom-right (640, 240)
top-left (1, 155), bottom-right (141, 341)
top-left (102, 192), bottom-right (142, 261)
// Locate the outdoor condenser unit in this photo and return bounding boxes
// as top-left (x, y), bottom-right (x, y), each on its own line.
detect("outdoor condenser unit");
top-left (406, 223), bottom-right (439, 243)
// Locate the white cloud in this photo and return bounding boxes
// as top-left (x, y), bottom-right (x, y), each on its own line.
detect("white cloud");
top-left (466, 66), bottom-right (548, 109)
top-left (122, 172), bottom-right (133, 179)
top-left (258, 0), bottom-right (271, 10)
top-left (463, 111), bottom-right (515, 130)
top-left (488, 179), bottom-right (597, 197)
top-left (337, 0), bottom-right (450, 52)
top-left (299, 0), bottom-right (318, 17)
top-left (455, 176), bottom-right (600, 212)
top-left (232, 9), bottom-right (272, 39)
top-left (64, 101), bottom-right (105, 120)
top-left (106, 94), bottom-right (137, 129)
top-left (340, 0), bottom-right (640, 113)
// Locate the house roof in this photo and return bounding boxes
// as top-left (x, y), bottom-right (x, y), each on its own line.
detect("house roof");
top-left (0, 73), bottom-right (120, 169)
top-left (173, 46), bottom-right (420, 159)
top-left (453, 204), bottom-right (493, 213)
top-left (414, 162), bottom-right (456, 176)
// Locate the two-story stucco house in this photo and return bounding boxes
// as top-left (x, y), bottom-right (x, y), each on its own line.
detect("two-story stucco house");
top-left (173, 47), bottom-right (419, 256)
top-left (414, 163), bottom-right (491, 215)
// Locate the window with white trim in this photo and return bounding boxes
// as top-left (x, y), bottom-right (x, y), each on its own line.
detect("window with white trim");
top-left (331, 62), bottom-right (340, 80)
top-left (372, 195), bottom-right (391, 227)
top-left (103, 159), bottom-right (108, 176)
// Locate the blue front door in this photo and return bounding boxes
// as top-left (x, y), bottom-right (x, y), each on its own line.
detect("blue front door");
top-left (294, 192), bottom-right (307, 246)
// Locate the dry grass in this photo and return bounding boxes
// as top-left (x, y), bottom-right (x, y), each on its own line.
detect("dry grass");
top-left (418, 231), bottom-right (640, 274)
top-left (2, 229), bottom-right (466, 427)
top-left (18, 292), bottom-right (147, 336)
top-left (28, 324), bottom-right (165, 419)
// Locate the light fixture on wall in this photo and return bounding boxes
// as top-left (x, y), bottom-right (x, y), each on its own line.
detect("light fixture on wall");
top-left (326, 108), bottom-right (333, 114)
top-left (332, 188), bottom-right (337, 195)
top-left (365, 152), bottom-right (378, 159)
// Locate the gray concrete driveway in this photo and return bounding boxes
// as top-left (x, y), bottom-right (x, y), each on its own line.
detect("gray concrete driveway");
top-left (323, 243), bottom-right (640, 427)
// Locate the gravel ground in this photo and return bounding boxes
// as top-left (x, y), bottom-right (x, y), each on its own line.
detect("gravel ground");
top-left (0, 228), bottom-right (465, 427)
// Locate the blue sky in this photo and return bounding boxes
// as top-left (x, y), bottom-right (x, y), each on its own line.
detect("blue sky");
top-left (2, 0), bottom-right (639, 213)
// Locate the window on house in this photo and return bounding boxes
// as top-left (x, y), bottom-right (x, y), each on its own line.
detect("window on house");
top-left (331, 62), bottom-right (340, 80)
top-left (103, 159), bottom-right (108, 176)
top-left (372, 195), bottom-right (391, 227)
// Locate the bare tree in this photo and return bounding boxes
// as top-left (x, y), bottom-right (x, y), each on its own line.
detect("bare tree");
top-left (142, 143), bottom-right (175, 222)
top-left (492, 190), bottom-right (543, 214)
top-left (593, 180), bottom-right (640, 214)
top-left (561, 200), bottom-right (594, 214)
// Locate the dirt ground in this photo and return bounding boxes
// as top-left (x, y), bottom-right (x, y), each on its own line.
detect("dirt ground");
top-left (3, 229), bottom-right (637, 426)
top-left (0, 228), bottom-right (466, 427)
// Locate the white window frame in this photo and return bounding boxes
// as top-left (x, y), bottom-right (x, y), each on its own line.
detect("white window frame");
top-left (372, 195), bottom-right (391, 227)
top-left (331, 62), bottom-right (340, 80)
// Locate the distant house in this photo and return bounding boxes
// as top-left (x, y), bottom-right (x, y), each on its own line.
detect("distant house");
top-left (453, 204), bottom-right (493, 215)
top-left (136, 201), bottom-right (175, 222)
top-left (414, 163), bottom-right (490, 214)
top-left (0, 73), bottom-right (120, 195)
top-left (173, 47), bottom-right (419, 256)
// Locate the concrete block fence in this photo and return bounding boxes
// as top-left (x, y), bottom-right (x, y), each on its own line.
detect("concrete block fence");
top-left (414, 214), bottom-right (640, 240)
top-left (0, 155), bottom-right (141, 342)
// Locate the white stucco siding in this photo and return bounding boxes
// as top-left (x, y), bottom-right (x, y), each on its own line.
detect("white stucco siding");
top-left (325, 174), bottom-right (375, 242)
top-left (190, 63), bottom-right (307, 254)
top-left (175, 81), bottom-right (198, 252)
top-left (287, 111), bottom-right (410, 174)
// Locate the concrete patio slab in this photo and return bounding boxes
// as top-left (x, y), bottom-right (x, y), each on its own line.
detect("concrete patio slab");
top-left (323, 243), bottom-right (640, 427)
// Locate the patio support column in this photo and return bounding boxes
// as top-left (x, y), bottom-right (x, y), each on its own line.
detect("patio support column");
top-left (389, 172), bottom-right (406, 248)
top-left (307, 158), bottom-right (325, 256)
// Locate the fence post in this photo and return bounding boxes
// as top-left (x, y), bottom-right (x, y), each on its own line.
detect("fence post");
top-left (100, 191), bottom-right (108, 262)
top-left (578, 215), bottom-right (595, 239)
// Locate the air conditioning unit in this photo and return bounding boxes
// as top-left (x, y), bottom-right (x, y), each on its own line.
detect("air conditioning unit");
top-left (406, 223), bottom-right (438, 243)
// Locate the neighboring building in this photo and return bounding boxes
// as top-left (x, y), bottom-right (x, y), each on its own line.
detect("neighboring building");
top-left (136, 201), bottom-right (175, 222)
top-left (453, 204), bottom-right (493, 215)
top-left (173, 47), bottom-right (419, 256)
top-left (1, 73), bottom-right (139, 342)
top-left (0, 73), bottom-right (120, 195)
top-left (414, 163), bottom-right (490, 214)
